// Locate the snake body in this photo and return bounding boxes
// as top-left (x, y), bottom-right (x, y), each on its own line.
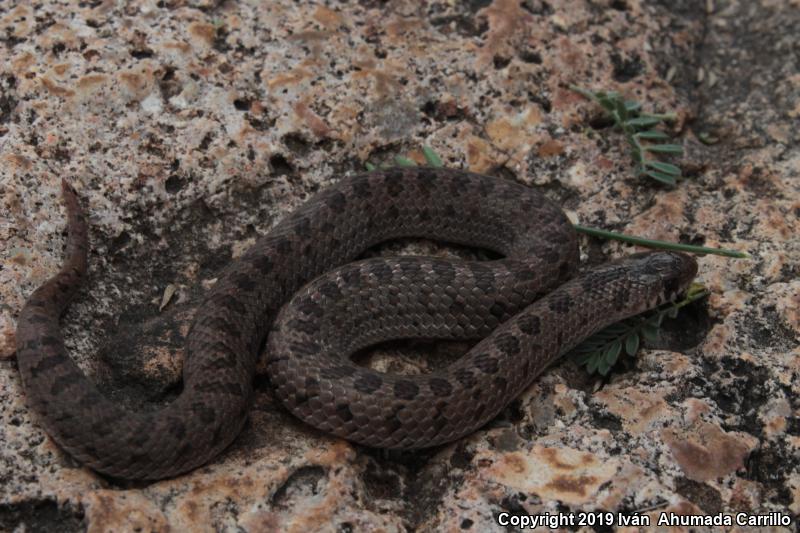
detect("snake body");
top-left (16, 168), bottom-right (697, 480)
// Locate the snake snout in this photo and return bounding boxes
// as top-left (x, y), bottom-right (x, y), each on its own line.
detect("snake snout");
top-left (642, 251), bottom-right (698, 305)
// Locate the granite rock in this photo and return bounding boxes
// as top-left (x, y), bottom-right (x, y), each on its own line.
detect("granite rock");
top-left (1, 0), bottom-right (797, 531)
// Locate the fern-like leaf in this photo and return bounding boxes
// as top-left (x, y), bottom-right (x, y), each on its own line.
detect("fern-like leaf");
top-left (571, 86), bottom-right (684, 186)
top-left (570, 283), bottom-right (709, 376)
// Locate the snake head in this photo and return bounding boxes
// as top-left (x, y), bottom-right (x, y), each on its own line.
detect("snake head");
top-left (633, 251), bottom-right (698, 307)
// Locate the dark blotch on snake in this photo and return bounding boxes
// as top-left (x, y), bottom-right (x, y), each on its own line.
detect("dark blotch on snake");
top-left (398, 258), bottom-right (421, 275)
top-left (336, 403), bottom-right (354, 422)
top-left (493, 376), bottom-right (508, 393)
top-left (325, 190), bottom-right (347, 210)
top-left (30, 354), bottom-right (65, 378)
top-left (469, 262), bottom-right (491, 275)
top-left (475, 274), bottom-right (495, 294)
top-left (129, 454), bottom-right (150, 468)
top-left (558, 261), bottom-right (572, 279)
top-left (218, 295), bottom-right (246, 315)
top-left (454, 368), bottom-right (478, 389)
top-left (55, 280), bottom-right (70, 293)
top-left (474, 353), bottom-right (499, 374)
top-left (581, 269), bottom-right (617, 293)
top-left (369, 262), bottom-right (393, 282)
top-left (416, 168), bottom-right (436, 183)
top-left (352, 180), bottom-right (371, 198)
top-left (548, 292), bottom-right (571, 314)
top-left (290, 340), bottom-right (321, 357)
top-left (449, 301), bottom-right (466, 315)
top-left (250, 255), bottom-right (273, 274)
top-left (384, 407), bottom-right (404, 434)
top-left (49, 373), bottom-right (78, 396)
top-left (288, 318), bottom-right (318, 335)
top-left (40, 335), bottom-right (61, 347)
top-left (201, 343), bottom-right (238, 369)
top-left (383, 176), bottom-right (404, 197)
top-left (201, 317), bottom-right (242, 340)
top-left (477, 180), bottom-right (494, 197)
top-left (319, 281), bottom-right (342, 299)
top-left (514, 267), bottom-right (537, 281)
top-left (177, 443), bottom-right (193, 458)
top-left (295, 218), bottom-right (312, 238)
top-left (276, 238), bottom-right (293, 254)
top-left (297, 298), bottom-right (324, 318)
top-left (490, 302), bottom-right (506, 319)
top-left (432, 261), bottom-right (456, 282)
top-left (432, 401), bottom-right (448, 431)
top-left (354, 373), bottom-right (383, 394)
top-left (91, 421), bottom-right (112, 438)
top-left (191, 403), bottom-right (216, 424)
top-left (341, 266), bottom-right (362, 285)
top-left (293, 376), bottom-right (319, 406)
top-left (25, 313), bottom-right (51, 325)
top-left (494, 333), bottom-right (521, 355)
top-left (304, 376), bottom-right (321, 396)
top-left (130, 429), bottom-right (150, 448)
top-left (543, 248), bottom-right (560, 265)
top-left (614, 284), bottom-right (631, 311)
top-left (233, 273), bottom-right (257, 292)
top-left (169, 421), bottom-right (187, 440)
top-left (394, 380), bottom-right (419, 400)
top-left (212, 424), bottom-right (225, 445)
top-left (428, 377), bottom-right (453, 397)
top-left (194, 382), bottom-right (243, 397)
top-left (78, 391), bottom-right (102, 408)
top-left (517, 314), bottom-right (541, 336)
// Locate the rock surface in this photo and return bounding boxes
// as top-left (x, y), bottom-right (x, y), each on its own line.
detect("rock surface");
top-left (1, 0), bottom-right (797, 531)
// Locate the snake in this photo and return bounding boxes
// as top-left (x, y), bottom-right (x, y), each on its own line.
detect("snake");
top-left (15, 168), bottom-right (698, 480)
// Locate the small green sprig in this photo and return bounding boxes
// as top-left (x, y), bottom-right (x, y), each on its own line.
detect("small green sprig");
top-left (571, 86), bottom-right (683, 186)
top-left (571, 283), bottom-right (709, 376)
top-left (365, 147), bottom-right (443, 171)
top-left (573, 225), bottom-right (748, 259)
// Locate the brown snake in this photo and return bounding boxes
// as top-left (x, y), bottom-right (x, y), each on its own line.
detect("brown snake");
top-left (16, 168), bottom-right (697, 480)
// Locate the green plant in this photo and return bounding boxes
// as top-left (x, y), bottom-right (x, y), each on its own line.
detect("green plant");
top-left (570, 283), bottom-right (709, 376)
top-left (364, 146), bottom-right (442, 171)
top-left (571, 86), bottom-right (684, 186)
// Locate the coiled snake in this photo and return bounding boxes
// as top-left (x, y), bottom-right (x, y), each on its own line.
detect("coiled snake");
top-left (16, 168), bottom-right (697, 480)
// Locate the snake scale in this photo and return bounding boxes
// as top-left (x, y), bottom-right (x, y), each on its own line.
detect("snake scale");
top-left (16, 168), bottom-right (697, 480)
